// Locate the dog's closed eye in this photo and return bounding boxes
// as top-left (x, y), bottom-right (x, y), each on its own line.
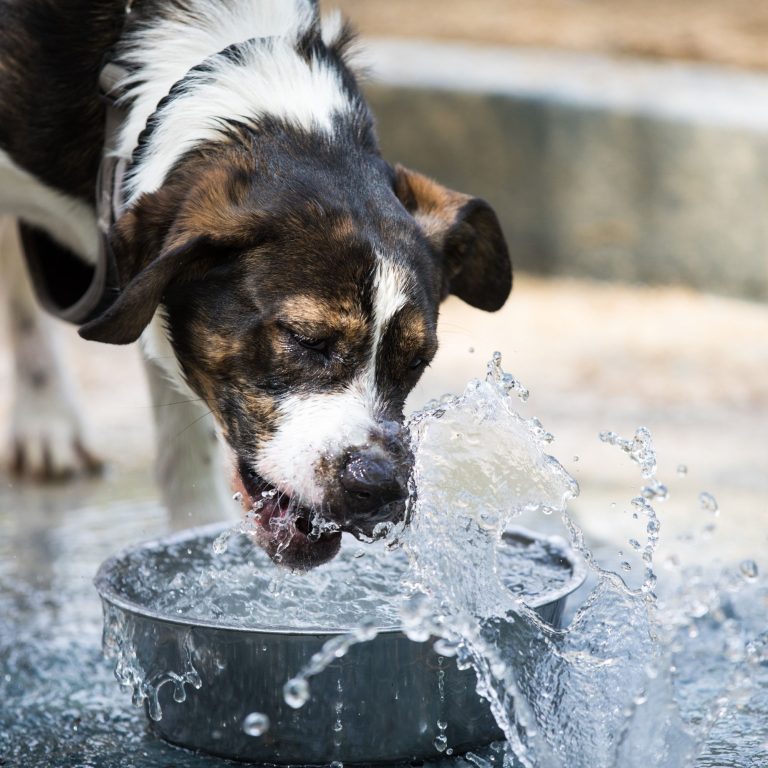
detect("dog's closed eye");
top-left (279, 323), bottom-right (333, 356)
top-left (294, 334), bottom-right (329, 353)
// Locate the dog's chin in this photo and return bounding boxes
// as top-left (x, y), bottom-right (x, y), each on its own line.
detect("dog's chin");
top-left (233, 470), bottom-right (342, 571)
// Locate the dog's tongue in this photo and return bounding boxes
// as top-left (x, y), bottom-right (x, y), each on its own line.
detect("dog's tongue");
top-left (233, 474), bottom-right (341, 570)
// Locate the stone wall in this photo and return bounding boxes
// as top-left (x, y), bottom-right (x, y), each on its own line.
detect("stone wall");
top-left (364, 40), bottom-right (768, 300)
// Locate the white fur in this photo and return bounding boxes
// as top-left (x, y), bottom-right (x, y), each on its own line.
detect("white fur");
top-left (256, 380), bottom-right (377, 505)
top-left (0, 150), bottom-right (99, 263)
top-left (142, 354), bottom-right (235, 528)
top-left (370, 259), bottom-right (409, 364)
top-left (255, 258), bottom-right (411, 502)
top-left (116, 0), bottom-right (351, 203)
top-left (140, 310), bottom-right (198, 400)
top-left (0, 217), bottom-right (100, 476)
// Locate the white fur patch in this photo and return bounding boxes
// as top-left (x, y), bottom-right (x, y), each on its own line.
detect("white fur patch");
top-left (140, 309), bottom-right (198, 400)
top-left (255, 378), bottom-right (379, 505)
top-left (255, 258), bottom-right (411, 502)
top-left (116, 0), bottom-right (352, 203)
top-left (0, 149), bottom-right (99, 263)
top-left (371, 259), bottom-right (409, 357)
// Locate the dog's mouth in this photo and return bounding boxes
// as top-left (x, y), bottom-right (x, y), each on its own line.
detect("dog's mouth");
top-left (234, 465), bottom-right (342, 570)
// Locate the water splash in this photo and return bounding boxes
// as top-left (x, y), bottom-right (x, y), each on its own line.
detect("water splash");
top-left (102, 604), bottom-right (202, 721)
top-left (392, 355), bottom-right (764, 768)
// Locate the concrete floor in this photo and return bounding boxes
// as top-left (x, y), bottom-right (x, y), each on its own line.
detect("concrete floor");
top-left (1, 275), bottom-right (766, 573)
top-left (1, 274), bottom-right (766, 767)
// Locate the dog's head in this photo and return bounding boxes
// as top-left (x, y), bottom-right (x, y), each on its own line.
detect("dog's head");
top-left (80, 137), bottom-right (511, 568)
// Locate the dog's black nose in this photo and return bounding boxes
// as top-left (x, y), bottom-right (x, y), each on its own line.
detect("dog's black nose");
top-left (339, 451), bottom-right (408, 518)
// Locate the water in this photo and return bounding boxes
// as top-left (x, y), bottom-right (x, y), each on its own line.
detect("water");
top-left (388, 357), bottom-right (768, 768)
top-left (98, 525), bottom-right (575, 632)
top-left (242, 711), bottom-right (270, 737)
top-left (1, 357), bottom-right (766, 767)
top-left (276, 356), bottom-right (767, 767)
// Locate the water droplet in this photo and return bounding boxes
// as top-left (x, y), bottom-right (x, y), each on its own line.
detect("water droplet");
top-left (699, 491), bottom-right (719, 515)
top-left (677, 464), bottom-right (688, 476)
top-left (620, 561), bottom-right (632, 572)
top-left (641, 480), bottom-right (668, 501)
top-left (212, 531), bottom-right (230, 555)
top-left (232, 491), bottom-right (243, 503)
top-left (740, 559), bottom-right (758, 582)
top-left (352, 617), bottom-right (378, 642)
top-left (243, 712), bottom-right (270, 737)
top-left (437, 718), bottom-right (447, 730)
top-left (573, 455), bottom-right (579, 462)
top-left (284, 677), bottom-right (310, 709)
top-left (629, 538), bottom-right (641, 551)
top-left (433, 638), bottom-right (459, 657)
top-left (468, 346), bottom-right (475, 354)
top-left (330, 761), bottom-right (344, 768)
top-left (433, 734), bottom-right (448, 752)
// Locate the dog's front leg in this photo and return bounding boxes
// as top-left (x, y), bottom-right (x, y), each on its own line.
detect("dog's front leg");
top-left (0, 217), bottom-right (102, 479)
top-left (142, 353), bottom-right (235, 529)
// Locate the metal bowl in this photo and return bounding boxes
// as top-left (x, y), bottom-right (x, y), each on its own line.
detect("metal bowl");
top-left (94, 524), bottom-right (586, 765)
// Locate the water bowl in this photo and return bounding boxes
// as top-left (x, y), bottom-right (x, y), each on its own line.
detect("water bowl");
top-left (94, 523), bottom-right (586, 765)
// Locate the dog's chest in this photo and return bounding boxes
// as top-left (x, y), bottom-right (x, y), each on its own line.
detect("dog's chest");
top-left (0, 149), bottom-right (98, 263)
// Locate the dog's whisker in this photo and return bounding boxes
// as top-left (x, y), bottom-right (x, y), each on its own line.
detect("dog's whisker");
top-left (149, 398), bottom-right (207, 408)
top-left (173, 410), bottom-right (213, 440)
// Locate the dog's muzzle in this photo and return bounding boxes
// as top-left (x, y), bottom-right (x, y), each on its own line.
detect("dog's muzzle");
top-left (333, 448), bottom-right (410, 535)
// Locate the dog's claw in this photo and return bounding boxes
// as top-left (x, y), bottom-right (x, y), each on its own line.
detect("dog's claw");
top-left (10, 434), bottom-right (104, 482)
top-left (8, 388), bottom-right (104, 482)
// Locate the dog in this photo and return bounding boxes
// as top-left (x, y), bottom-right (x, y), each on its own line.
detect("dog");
top-left (0, 0), bottom-right (512, 569)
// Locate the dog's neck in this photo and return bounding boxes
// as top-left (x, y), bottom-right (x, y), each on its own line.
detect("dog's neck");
top-left (112, 0), bottom-right (358, 207)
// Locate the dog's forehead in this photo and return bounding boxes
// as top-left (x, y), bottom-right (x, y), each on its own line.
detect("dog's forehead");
top-left (272, 256), bottom-right (427, 340)
top-left (243, 211), bottom-right (436, 328)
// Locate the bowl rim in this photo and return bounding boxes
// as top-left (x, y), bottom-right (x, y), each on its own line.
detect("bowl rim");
top-left (93, 522), bottom-right (588, 636)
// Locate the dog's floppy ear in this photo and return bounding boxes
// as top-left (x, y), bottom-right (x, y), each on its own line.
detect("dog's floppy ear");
top-left (393, 164), bottom-right (511, 311)
top-left (79, 175), bottom-right (267, 345)
top-left (78, 227), bottom-right (208, 345)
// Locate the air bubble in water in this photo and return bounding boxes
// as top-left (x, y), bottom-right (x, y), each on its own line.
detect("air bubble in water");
top-left (740, 559), bottom-right (759, 582)
top-left (284, 677), bottom-right (309, 709)
top-left (243, 711), bottom-right (270, 737)
top-left (330, 761), bottom-right (344, 768)
top-left (699, 491), bottom-right (719, 516)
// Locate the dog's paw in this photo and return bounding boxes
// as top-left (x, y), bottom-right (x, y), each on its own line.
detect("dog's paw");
top-left (10, 385), bottom-right (103, 482)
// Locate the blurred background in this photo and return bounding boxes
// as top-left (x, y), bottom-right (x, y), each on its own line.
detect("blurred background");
top-left (2, 0), bottom-right (767, 574)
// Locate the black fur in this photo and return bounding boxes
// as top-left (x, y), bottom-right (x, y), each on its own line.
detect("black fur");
top-left (0, 0), bottom-right (513, 568)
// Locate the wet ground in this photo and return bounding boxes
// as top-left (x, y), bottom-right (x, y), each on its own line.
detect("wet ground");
top-left (1, 276), bottom-right (766, 766)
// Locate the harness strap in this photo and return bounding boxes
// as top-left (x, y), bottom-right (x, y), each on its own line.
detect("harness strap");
top-left (25, 25), bottom-right (277, 328)
top-left (19, 62), bottom-right (128, 326)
